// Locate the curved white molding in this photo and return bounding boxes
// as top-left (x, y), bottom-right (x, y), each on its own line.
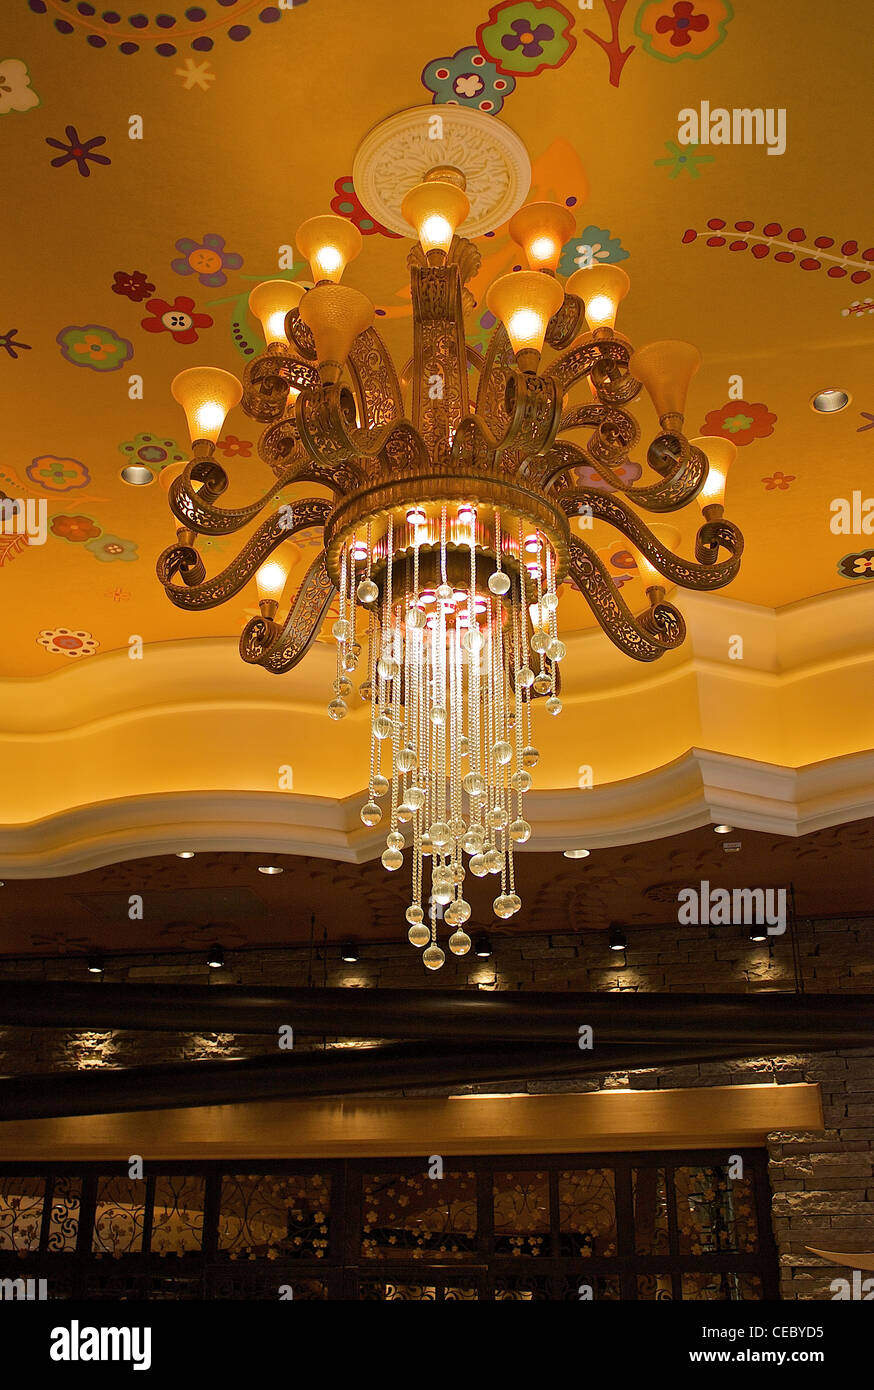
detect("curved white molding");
top-left (0, 747), bottom-right (872, 878)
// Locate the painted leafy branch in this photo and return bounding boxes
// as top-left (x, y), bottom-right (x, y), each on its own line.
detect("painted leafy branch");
top-left (582, 0), bottom-right (635, 88)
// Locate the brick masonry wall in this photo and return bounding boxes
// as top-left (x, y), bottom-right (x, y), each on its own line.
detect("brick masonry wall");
top-left (0, 913), bottom-right (872, 1300)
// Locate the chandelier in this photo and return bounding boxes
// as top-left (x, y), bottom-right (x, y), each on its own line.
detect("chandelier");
top-left (157, 109), bottom-right (743, 970)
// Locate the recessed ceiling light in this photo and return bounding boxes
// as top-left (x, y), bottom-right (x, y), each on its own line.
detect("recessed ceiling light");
top-left (811, 389), bottom-right (850, 413)
top-left (748, 924), bottom-right (768, 943)
top-left (474, 934), bottom-right (493, 959)
top-left (176, 851), bottom-right (195, 859)
top-left (207, 945), bottom-right (225, 969)
top-left (120, 464), bottom-right (156, 486)
top-left (258, 865), bottom-right (283, 875)
top-left (713, 824), bottom-right (734, 834)
top-left (87, 956), bottom-right (104, 974)
top-left (340, 943), bottom-right (360, 963)
top-left (563, 848), bottom-right (591, 859)
top-left (608, 925), bottom-right (627, 952)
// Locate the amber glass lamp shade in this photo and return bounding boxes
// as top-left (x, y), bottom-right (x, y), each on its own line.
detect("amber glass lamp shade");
top-left (691, 436), bottom-right (737, 511)
top-left (486, 271), bottom-right (565, 365)
top-left (256, 557), bottom-right (289, 605)
top-left (298, 284), bottom-right (375, 383)
top-left (295, 215), bottom-right (363, 284)
top-left (629, 340), bottom-right (702, 423)
top-left (248, 280), bottom-right (306, 347)
top-left (565, 263), bottom-right (630, 332)
top-left (401, 180), bottom-right (470, 255)
top-left (171, 367), bottom-right (243, 445)
top-left (508, 201), bottom-right (576, 271)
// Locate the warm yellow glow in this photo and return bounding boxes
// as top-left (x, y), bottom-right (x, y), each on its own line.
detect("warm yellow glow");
top-left (295, 215), bottom-right (363, 284)
top-left (401, 180), bottom-right (470, 254)
top-left (256, 558), bottom-right (289, 604)
top-left (691, 436), bottom-right (738, 509)
top-left (298, 283), bottom-right (375, 380)
top-left (171, 367), bottom-right (243, 444)
top-left (629, 340), bottom-right (702, 420)
top-left (565, 264), bottom-right (631, 332)
top-left (508, 201), bottom-right (576, 271)
top-left (486, 271), bottom-right (565, 357)
top-left (247, 280), bottom-right (306, 346)
top-left (636, 524), bottom-right (681, 586)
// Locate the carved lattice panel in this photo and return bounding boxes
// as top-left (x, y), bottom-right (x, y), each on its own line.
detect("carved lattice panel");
top-left (218, 1173), bottom-right (330, 1260)
top-left (0, 1177), bottom-right (45, 1252)
top-left (92, 1177), bottom-right (147, 1256)
top-left (674, 1165), bottom-right (758, 1255)
top-left (493, 1170), bottom-right (550, 1257)
top-left (151, 1175), bottom-right (205, 1255)
top-left (558, 1168), bottom-right (617, 1257)
top-left (361, 1170), bottom-right (477, 1260)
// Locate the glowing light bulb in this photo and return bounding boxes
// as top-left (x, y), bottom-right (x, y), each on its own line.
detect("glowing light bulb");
top-left (295, 214), bottom-right (363, 285)
top-left (256, 559), bottom-right (288, 605)
top-left (171, 366), bottom-right (243, 445)
top-left (247, 280), bottom-right (306, 347)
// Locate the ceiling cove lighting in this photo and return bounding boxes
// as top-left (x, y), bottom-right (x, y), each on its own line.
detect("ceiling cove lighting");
top-left (563, 848), bottom-right (591, 860)
top-left (258, 865), bottom-right (283, 875)
top-left (156, 108), bottom-right (744, 969)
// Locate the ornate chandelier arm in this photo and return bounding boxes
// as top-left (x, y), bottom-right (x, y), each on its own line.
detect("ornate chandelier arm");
top-left (346, 327), bottom-right (405, 430)
top-left (156, 497), bottom-right (331, 611)
top-left (560, 490), bottom-right (743, 588)
top-left (568, 536), bottom-right (686, 661)
top-left (475, 320), bottom-right (515, 439)
top-left (240, 550), bottom-right (335, 674)
top-left (169, 456), bottom-right (304, 536)
top-left (258, 415), bottom-right (364, 496)
top-left (410, 261), bottom-right (470, 455)
top-left (242, 352), bottom-right (321, 425)
top-left (539, 430), bottom-right (709, 512)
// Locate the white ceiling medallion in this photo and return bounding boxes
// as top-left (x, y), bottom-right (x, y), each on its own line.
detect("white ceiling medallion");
top-left (352, 104), bottom-right (532, 239)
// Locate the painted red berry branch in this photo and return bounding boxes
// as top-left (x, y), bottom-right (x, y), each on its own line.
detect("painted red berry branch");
top-left (682, 220), bottom-right (874, 284)
top-left (583, 0), bottom-right (635, 89)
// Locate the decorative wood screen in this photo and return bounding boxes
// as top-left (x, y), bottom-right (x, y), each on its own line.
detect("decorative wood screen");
top-left (0, 1149), bottom-right (778, 1300)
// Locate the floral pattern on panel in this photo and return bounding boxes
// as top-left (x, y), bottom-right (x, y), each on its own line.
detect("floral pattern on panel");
top-left (761, 471), bottom-right (795, 491)
top-left (699, 400), bottom-right (777, 446)
top-left (477, 1), bottom-right (577, 77)
top-left (112, 271), bottom-right (156, 303)
top-left (119, 433), bottom-right (187, 468)
top-left (141, 297), bottom-right (213, 345)
top-left (422, 47), bottom-right (515, 113)
top-left (26, 455), bottom-right (91, 492)
top-left (37, 628), bottom-right (99, 658)
top-left (557, 225), bottom-right (629, 276)
top-left (171, 234), bottom-right (243, 288)
top-left (51, 515), bottom-right (101, 543)
top-left (837, 550), bottom-right (874, 580)
top-left (45, 125), bottom-right (110, 177)
top-left (635, 0), bottom-right (733, 62)
top-left (330, 177), bottom-right (401, 237)
top-left (57, 324), bottom-right (133, 373)
top-left (0, 59), bottom-right (39, 114)
top-left (85, 534), bottom-right (139, 564)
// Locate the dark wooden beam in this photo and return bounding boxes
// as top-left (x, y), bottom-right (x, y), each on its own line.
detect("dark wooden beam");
top-left (0, 982), bottom-right (870, 1044)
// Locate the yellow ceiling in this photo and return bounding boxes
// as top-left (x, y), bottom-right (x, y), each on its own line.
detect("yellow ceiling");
top-left (2, 0), bottom-right (873, 687)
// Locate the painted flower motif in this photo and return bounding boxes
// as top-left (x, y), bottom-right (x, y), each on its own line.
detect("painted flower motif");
top-left (572, 461), bottom-right (643, 493)
top-left (45, 125), bottom-right (110, 178)
top-left (330, 176), bottom-right (401, 237)
top-left (51, 514), bottom-right (101, 543)
top-left (476, 0), bottom-right (576, 76)
top-left (171, 234), bottom-right (243, 288)
top-left (0, 59), bottom-right (39, 115)
top-left (57, 324), bottom-right (133, 373)
top-left (141, 297), bottom-right (213, 345)
top-left (37, 628), bottom-right (99, 659)
top-left (635, 0), bottom-right (734, 62)
top-left (119, 433), bottom-right (188, 468)
top-left (217, 434), bottom-right (253, 458)
top-left (85, 534), bottom-right (139, 564)
top-left (421, 46), bottom-right (515, 113)
top-left (700, 400), bottom-right (777, 446)
top-left (26, 455), bottom-right (91, 492)
top-left (112, 270), bottom-right (156, 303)
top-left (558, 225), bottom-right (629, 276)
top-left (761, 471), bottom-right (795, 491)
top-left (654, 140), bottom-right (714, 179)
top-left (838, 550), bottom-right (874, 579)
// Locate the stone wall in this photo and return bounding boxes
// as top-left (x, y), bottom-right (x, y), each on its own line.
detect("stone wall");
top-left (1, 913), bottom-right (872, 1300)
